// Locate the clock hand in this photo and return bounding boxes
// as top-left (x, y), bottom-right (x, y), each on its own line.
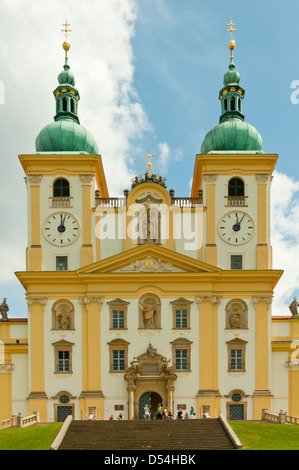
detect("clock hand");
top-left (58, 214), bottom-right (66, 233)
top-left (232, 214), bottom-right (245, 232)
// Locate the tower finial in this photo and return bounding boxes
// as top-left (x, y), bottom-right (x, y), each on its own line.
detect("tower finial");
top-left (226, 19), bottom-right (236, 60)
top-left (61, 20), bottom-right (71, 58)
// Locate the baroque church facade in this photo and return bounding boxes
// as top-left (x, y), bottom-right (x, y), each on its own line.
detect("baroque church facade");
top-left (1, 25), bottom-right (299, 423)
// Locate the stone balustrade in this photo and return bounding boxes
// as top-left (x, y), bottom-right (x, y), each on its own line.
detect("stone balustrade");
top-left (0, 411), bottom-right (40, 429)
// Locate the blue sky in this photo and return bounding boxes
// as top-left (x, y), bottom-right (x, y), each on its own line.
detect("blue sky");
top-left (0, 0), bottom-right (298, 317)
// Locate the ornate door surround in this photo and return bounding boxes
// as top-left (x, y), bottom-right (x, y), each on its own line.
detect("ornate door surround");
top-left (124, 344), bottom-right (177, 420)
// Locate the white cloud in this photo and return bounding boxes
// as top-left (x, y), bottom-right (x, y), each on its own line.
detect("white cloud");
top-left (0, 2), bottom-right (298, 321)
top-left (271, 171), bottom-right (299, 315)
top-left (0, 0), bottom-right (152, 314)
top-left (157, 142), bottom-right (170, 173)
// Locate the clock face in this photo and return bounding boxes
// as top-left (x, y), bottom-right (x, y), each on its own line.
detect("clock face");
top-left (43, 212), bottom-right (80, 246)
top-left (218, 211), bottom-right (255, 245)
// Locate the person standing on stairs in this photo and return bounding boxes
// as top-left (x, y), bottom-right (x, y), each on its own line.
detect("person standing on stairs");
top-left (156, 403), bottom-right (163, 419)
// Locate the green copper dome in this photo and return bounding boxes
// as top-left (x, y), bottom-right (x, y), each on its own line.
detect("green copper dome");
top-left (201, 40), bottom-right (263, 154)
top-left (35, 41), bottom-right (99, 154)
top-left (223, 61), bottom-right (240, 87)
top-left (201, 119), bottom-right (263, 154)
top-left (35, 119), bottom-right (99, 153)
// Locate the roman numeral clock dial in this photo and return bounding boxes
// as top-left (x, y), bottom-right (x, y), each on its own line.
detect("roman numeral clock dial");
top-left (217, 211), bottom-right (255, 245)
top-left (43, 212), bottom-right (80, 246)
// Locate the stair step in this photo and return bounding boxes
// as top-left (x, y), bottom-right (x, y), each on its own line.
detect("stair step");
top-left (57, 418), bottom-right (237, 450)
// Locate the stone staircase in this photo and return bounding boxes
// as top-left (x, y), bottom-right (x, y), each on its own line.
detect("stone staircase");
top-left (54, 417), bottom-right (240, 450)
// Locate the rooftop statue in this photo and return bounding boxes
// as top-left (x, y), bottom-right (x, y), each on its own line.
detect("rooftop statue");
top-left (289, 297), bottom-right (299, 317)
top-left (0, 298), bottom-right (9, 321)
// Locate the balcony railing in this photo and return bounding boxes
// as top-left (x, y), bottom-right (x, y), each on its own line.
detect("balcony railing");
top-left (225, 196), bottom-right (247, 207)
top-left (95, 196), bottom-right (203, 209)
top-left (171, 197), bottom-right (203, 208)
top-left (95, 197), bottom-right (127, 208)
top-left (50, 197), bottom-right (73, 208)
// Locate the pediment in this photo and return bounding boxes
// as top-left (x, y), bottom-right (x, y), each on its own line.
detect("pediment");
top-left (124, 343), bottom-right (177, 379)
top-left (76, 243), bottom-right (222, 275)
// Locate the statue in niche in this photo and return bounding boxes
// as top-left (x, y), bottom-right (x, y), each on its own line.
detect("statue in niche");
top-left (289, 297), bottom-right (299, 317)
top-left (139, 206), bottom-right (159, 242)
top-left (139, 297), bottom-right (157, 328)
top-left (0, 298), bottom-right (9, 321)
top-left (56, 306), bottom-right (71, 329)
top-left (229, 305), bottom-right (241, 329)
top-left (226, 299), bottom-right (247, 330)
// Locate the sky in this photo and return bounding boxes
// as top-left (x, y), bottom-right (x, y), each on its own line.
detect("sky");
top-left (0, 0), bottom-right (298, 317)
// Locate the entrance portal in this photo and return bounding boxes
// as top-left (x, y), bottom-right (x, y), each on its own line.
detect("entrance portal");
top-left (125, 344), bottom-right (177, 420)
top-left (139, 392), bottom-right (162, 419)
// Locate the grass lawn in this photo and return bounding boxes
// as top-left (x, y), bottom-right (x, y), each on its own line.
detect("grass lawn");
top-left (229, 421), bottom-right (299, 450)
top-left (1, 421), bottom-right (299, 450)
top-left (0, 423), bottom-right (63, 450)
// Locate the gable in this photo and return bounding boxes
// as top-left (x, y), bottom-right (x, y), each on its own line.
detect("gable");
top-left (76, 243), bottom-right (221, 275)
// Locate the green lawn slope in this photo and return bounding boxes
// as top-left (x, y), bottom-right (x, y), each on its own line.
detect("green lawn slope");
top-left (0, 423), bottom-right (62, 450)
top-left (230, 421), bottom-right (299, 450)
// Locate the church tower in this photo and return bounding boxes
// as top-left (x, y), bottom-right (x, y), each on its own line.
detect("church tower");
top-left (17, 24), bottom-right (108, 420)
top-left (190, 21), bottom-right (281, 419)
top-left (19, 23), bottom-right (108, 273)
top-left (192, 20), bottom-right (276, 271)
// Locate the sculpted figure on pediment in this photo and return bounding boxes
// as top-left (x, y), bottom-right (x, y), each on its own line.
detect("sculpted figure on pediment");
top-left (117, 256), bottom-right (183, 273)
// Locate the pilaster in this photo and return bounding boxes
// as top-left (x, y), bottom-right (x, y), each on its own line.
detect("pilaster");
top-left (195, 295), bottom-right (222, 416)
top-left (27, 297), bottom-right (48, 421)
top-left (80, 174), bottom-right (94, 266)
top-left (252, 295), bottom-right (273, 418)
top-left (28, 175), bottom-right (43, 271)
top-left (79, 296), bottom-right (105, 418)
top-left (256, 174), bottom-right (270, 269)
top-left (204, 174), bottom-right (217, 266)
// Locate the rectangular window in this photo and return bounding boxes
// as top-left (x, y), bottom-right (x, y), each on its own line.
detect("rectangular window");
top-left (112, 310), bottom-right (125, 329)
top-left (175, 349), bottom-right (188, 370)
top-left (230, 349), bottom-right (243, 370)
top-left (56, 256), bottom-right (68, 271)
top-left (175, 309), bottom-right (188, 328)
top-left (112, 350), bottom-right (125, 371)
top-left (231, 255), bottom-right (243, 270)
top-left (58, 351), bottom-right (70, 372)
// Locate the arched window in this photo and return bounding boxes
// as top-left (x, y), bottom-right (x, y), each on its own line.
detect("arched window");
top-left (230, 97), bottom-right (235, 111)
top-left (62, 97), bottom-right (67, 112)
top-left (224, 98), bottom-right (227, 112)
top-left (71, 98), bottom-right (75, 113)
top-left (53, 178), bottom-right (70, 197)
top-left (228, 178), bottom-right (244, 197)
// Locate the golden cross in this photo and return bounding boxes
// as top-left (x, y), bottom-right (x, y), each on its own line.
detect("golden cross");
top-left (141, 151), bottom-right (158, 175)
top-left (226, 19), bottom-right (236, 40)
top-left (61, 20), bottom-right (71, 41)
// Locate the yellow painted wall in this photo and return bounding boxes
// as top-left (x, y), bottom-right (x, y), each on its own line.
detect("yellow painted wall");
top-left (0, 373), bottom-right (11, 420)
